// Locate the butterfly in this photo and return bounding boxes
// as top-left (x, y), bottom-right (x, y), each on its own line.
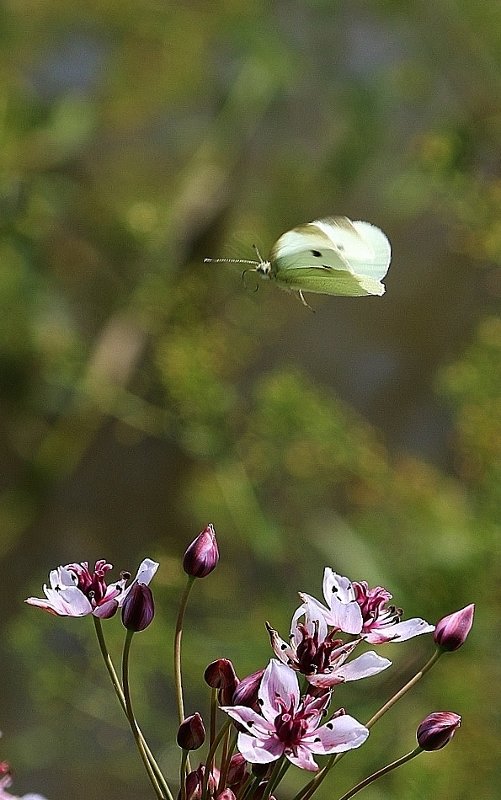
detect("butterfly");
top-left (205, 216), bottom-right (391, 308)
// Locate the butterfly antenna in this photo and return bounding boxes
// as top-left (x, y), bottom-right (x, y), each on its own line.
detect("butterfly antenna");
top-left (204, 257), bottom-right (261, 266)
top-left (252, 244), bottom-right (265, 264)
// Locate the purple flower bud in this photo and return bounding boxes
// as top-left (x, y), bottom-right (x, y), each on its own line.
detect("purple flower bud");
top-left (417, 712), bottom-right (461, 751)
top-left (121, 582), bottom-right (155, 631)
top-left (231, 668), bottom-right (264, 708)
top-left (204, 658), bottom-right (238, 691)
top-left (183, 524), bottom-right (219, 578)
top-left (226, 753), bottom-right (249, 787)
top-left (177, 713), bottom-right (206, 750)
top-left (434, 604), bottom-right (474, 652)
top-left (183, 765), bottom-right (217, 800)
top-left (216, 791), bottom-right (236, 800)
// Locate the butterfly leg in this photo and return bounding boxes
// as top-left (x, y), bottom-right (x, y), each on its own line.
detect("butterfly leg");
top-left (298, 290), bottom-right (315, 312)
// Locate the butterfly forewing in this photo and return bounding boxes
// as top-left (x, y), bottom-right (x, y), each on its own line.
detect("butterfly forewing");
top-left (270, 219), bottom-right (354, 275)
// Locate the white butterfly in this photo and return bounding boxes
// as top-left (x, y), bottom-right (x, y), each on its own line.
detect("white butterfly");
top-left (205, 216), bottom-right (391, 308)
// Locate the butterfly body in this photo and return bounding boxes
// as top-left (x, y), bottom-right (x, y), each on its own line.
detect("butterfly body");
top-left (205, 216), bottom-right (391, 307)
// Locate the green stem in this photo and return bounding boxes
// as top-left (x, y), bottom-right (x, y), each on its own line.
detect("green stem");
top-left (292, 649), bottom-right (442, 800)
top-left (174, 576), bottom-right (196, 725)
top-left (336, 747), bottom-right (422, 800)
top-left (180, 750), bottom-right (189, 800)
top-left (202, 721), bottom-right (232, 800)
top-left (123, 630), bottom-right (166, 799)
top-left (209, 688), bottom-right (217, 750)
top-left (365, 649), bottom-right (442, 729)
top-left (218, 728), bottom-right (237, 792)
top-left (262, 757), bottom-right (288, 800)
top-left (93, 617), bottom-right (173, 800)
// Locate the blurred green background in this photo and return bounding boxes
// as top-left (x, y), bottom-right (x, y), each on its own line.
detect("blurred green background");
top-left (0, 1), bottom-right (499, 798)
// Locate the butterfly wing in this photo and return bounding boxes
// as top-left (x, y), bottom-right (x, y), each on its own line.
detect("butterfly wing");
top-left (269, 265), bottom-right (382, 296)
top-left (269, 217), bottom-right (389, 296)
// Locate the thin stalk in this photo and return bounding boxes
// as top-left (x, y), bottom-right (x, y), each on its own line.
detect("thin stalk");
top-left (174, 576), bottom-right (196, 725)
top-left (335, 747), bottom-right (421, 800)
top-left (180, 750), bottom-right (189, 800)
top-left (240, 774), bottom-right (261, 800)
top-left (93, 617), bottom-right (173, 800)
top-left (261, 757), bottom-right (288, 800)
top-left (218, 728), bottom-right (236, 791)
top-left (202, 721), bottom-right (232, 800)
top-left (366, 649), bottom-right (442, 729)
top-left (123, 629), bottom-right (166, 799)
top-left (209, 688), bottom-right (218, 750)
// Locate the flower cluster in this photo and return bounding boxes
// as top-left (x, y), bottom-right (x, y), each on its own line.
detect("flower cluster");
top-left (22, 525), bottom-right (472, 800)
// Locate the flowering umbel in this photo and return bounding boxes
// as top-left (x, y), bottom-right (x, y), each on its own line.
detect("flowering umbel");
top-left (22, 533), bottom-right (472, 800)
top-left (417, 712), bottom-right (461, 751)
top-left (183, 524), bottom-right (219, 578)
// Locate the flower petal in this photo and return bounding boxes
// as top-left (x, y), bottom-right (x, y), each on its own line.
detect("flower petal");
top-left (236, 732), bottom-right (283, 764)
top-left (303, 714), bottom-right (369, 754)
top-left (259, 660), bottom-right (300, 721)
top-left (119, 558), bottom-right (159, 606)
top-left (291, 598), bottom-right (328, 643)
top-left (307, 652), bottom-right (392, 688)
top-left (285, 744), bottom-right (319, 771)
top-left (363, 618), bottom-right (434, 643)
top-left (221, 705), bottom-right (274, 738)
top-left (25, 585), bottom-right (92, 617)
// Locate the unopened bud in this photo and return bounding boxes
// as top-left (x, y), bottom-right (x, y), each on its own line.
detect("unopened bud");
top-left (177, 713), bottom-right (206, 750)
top-left (434, 604), bottom-right (474, 652)
top-left (121, 582), bottom-right (155, 631)
top-left (204, 658), bottom-right (238, 703)
top-left (417, 712), bottom-right (461, 751)
top-left (183, 765), bottom-right (217, 800)
top-left (227, 753), bottom-right (249, 788)
top-left (232, 668), bottom-right (264, 708)
top-left (183, 524), bottom-right (219, 578)
top-left (216, 791), bottom-right (236, 800)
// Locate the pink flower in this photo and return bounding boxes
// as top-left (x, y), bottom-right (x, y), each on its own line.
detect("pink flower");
top-left (302, 568), bottom-right (434, 644)
top-left (25, 558), bottom-right (158, 619)
top-left (221, 660), bottom-right (368, 771)
top-left (267, 598), bottom-right (391, 689)
top-left (352, 579), bottom-right (434, 643)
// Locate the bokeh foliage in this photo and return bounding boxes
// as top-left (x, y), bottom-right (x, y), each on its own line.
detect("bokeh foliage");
top-left (0, 2), bottom-right (500, 798)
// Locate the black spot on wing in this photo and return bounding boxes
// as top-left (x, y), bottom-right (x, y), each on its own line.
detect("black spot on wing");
top-left (311, 250), bottom-right (322, 257)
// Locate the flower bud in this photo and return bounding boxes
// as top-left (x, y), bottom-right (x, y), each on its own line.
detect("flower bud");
top-left (121, 582), bottom-right (155, 631)
top-left (183, 524), bottom-right (219, 578)
top-left (434, 604), bottom-right (474, 652)
top-left (417, 712), bottom-right (461, 751)
top-left (204, 658), bottom-right (239, 703)
top-left (232, 668), bottom-right (264, 708)
top-left (227, 753), bottom-right (249, 788)
top-left (183, 765), bottom-right (218, 800)
top-left (216, 790), bottom-right (236, 800)
top-left (177, 713), bottom-right (206, 750)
